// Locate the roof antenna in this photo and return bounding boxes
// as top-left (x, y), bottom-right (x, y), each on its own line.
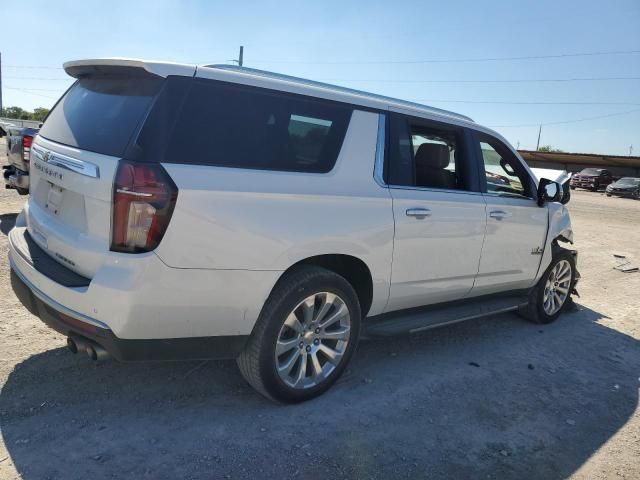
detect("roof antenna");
top-left (228, 46), bottom-right (244, 67)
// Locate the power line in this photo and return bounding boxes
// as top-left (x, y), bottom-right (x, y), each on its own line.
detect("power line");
top-left (4, 75), bottom-right (640, 85)
top-left (488, 108), bottom-right (640, 128)
top-left (4, 65), bottom-right (63, 69)
top-left (3, 76), bottom-right (71, 81)
top-left (320, 76), bottom-right (640, 84)
top-left (5, 86), bottom-right (65, 92)
top-left (3, 86), bottom-right (58, 100)
top-left (411, 99), bottom-right (640, 106)
top-left (250, 49), bottom-right (640, 65)
top-left (5, 48), bottom-right (640, 69)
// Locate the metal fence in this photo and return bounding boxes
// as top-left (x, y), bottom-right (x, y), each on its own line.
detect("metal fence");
top-left (0, 117), bottom-right (42, 129)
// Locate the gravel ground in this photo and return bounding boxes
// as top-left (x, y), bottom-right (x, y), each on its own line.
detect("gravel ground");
top-left (0, 138), bottom-right (638, 479)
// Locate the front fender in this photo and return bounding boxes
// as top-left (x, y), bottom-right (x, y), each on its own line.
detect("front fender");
top-left (535, 203), bottom-right (574, 282)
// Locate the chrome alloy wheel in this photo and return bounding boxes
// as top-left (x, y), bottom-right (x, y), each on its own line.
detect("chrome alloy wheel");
top-left (275, 292), bottom-right (351, 389)
top-left (543, 259), bottom-right (572, 315)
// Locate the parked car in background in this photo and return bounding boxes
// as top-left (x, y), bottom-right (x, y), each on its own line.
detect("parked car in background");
top-left (605, 177), bottom-right (640, 199)
top-left (9, 58), bottom-right (578, 403)
top-left (3, 125), bottom-right (40, 195)
top-left (569, 168), bottom-right (618, 191)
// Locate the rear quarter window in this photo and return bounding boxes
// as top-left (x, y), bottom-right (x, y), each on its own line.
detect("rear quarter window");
top-left (39, 77), bottom-right (163, 157)
top-left (157, 79), bottom-right (352, 173)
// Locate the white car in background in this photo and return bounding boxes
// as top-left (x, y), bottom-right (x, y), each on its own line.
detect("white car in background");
top-left (9, 59), bottom-right (578, 402)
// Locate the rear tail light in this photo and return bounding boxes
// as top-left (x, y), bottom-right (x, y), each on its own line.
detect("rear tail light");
top-left (22, 135), bottom-right (33, 162)
top-left (111, 161), bottom-right (178, 253)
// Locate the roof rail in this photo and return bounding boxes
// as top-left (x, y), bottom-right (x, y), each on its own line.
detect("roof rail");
top-left (202, 64), bottom-right (474, 123)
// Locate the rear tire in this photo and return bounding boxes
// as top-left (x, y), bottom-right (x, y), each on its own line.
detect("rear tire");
top-left (519, 248), bottom-right (577, 324)
top-left (237, 265), bottom-right (361, 403)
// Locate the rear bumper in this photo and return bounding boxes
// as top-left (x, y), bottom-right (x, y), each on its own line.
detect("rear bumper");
top-left (570, 180), bottom-right (597, 189)
top-left (10, 268), bottom-right (248, 361)
top-left (3, 164), bottom-right (29, 191)
top-left (8, 223), bottom-right (281, 356)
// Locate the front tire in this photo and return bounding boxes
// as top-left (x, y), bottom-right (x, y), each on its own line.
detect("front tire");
top-left (519, 249), bottom-right (576, 324)
top-left (237, 266), bottom-right (361, 403)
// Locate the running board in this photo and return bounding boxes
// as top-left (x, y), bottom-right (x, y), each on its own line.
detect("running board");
top-left (363, 295), bottom-right (529, 337)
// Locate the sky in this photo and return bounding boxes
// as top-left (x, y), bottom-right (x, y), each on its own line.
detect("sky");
top-left (1, 0), bottom-right (639, 155)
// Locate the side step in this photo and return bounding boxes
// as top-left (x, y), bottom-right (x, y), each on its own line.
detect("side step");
top-left (363, 294), bottom-right (529, 337)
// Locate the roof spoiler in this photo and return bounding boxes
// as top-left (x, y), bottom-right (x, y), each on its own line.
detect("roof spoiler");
top-left (63, 58), bottom-right (197, 79)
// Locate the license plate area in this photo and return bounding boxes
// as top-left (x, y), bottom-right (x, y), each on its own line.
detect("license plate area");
top-left (45, 182), bottom-right (65, 216)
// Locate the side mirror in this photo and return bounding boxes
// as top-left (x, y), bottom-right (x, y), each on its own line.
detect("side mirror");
top-left (537, 178), bottom-right (561, 206)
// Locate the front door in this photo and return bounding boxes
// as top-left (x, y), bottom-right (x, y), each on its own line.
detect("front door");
top-left (471, 133), bottom-right (548, 296)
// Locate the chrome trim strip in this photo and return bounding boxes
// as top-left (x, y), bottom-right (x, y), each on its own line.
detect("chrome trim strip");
top-left (373, 113), bottom-right (386, 187)
top-left (482, 191), bottom-right (535, 202)
top-left (32, 145), bottom-right (100, 179)
top-left (388, 185), bottom-right (485, 197)
top-left (9, 257), bottom-right (110, 331)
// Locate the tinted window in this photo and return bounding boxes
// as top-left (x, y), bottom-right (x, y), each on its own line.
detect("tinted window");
top-left (39, 77), bottom-right (163, 157)
top-left (159, 79), bottom-right (352, 172)
top-left (478, 135), bottom-right (532, 198)
top-left (387, 114), bottom-right (469, 191)
top-left (617, 177), bottom-right (640, 186)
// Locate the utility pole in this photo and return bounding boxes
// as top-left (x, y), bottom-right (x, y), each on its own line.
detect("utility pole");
top-left (238, 46), bottom-right (244, 67)
top-left (536, 124), bottom-right (542, 150)
top-left (0, 51), bottom-right (3, 116)
top-left (630, 145), bottom-right (634, 157)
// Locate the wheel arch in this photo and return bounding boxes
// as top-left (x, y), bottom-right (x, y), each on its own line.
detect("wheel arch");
top-left (275, 254), bottom-right (374, 318)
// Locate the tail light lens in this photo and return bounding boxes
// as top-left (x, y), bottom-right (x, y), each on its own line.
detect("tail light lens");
top-left (111, 161), bottom-right (178, 253)
top-left (22, 135), bottom-right (33, 161)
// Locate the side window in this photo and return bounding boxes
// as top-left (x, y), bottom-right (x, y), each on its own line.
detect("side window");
top-left (479, 136), bottom-right (532, 199)
top-left (387, 115), bottom-right (468, 191)
top-left (161, 79), bottom-right (352, 173)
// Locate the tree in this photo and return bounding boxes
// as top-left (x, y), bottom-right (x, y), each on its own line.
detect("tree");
top-left (31, 107), bottom-right (50, 122)
top-left (538, 145), bottom-right (564, 153)
top-left (0, 106), bottom-right (50, 121)
top-left (2, 106), bottom-right (29, 119)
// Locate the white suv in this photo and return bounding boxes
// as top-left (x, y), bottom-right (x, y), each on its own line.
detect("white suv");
top-left (9, 58), bottom-right (578, 402)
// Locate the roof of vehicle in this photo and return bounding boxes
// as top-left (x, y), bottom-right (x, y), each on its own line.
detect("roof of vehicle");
top-left (201, 64), bottom-right (474, 123)
top-left (63, 58), bottom-right (474, 124)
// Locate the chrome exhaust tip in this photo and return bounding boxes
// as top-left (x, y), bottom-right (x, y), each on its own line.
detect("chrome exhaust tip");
top-left (85, 343), bottom-right (109, 361)
top-left (67, 336), bottom-right (87, 355)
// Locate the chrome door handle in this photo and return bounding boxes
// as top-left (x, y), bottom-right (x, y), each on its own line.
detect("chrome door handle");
top-left (489, 210), bottom-right (510, 220)
top-left (406, 208), bottom-right (431, 218)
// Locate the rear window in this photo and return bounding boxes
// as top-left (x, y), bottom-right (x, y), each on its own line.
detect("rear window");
top-left (145, 79), bottom-right (352, 173)
top-left (39, 77), bottom-right (163, 157)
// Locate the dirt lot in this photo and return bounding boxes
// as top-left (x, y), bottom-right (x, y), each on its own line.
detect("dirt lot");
top-left (0, 138), bottom-right (638, 479)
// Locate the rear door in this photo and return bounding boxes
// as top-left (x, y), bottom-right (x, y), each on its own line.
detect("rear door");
top-left (27, 73), bottom-right (165, 278)
top-left (470, 131), bottom-right (548, 295)
top-left (385, 113), bottom-right (486, 312)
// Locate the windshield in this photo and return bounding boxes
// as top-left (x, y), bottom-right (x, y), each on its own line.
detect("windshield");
top-left (580, 168), bottom-right (602, 176)
top-left (616, 177), bottom-right (640, 186)
top-left (39, 76), bottom-right (163, 157)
